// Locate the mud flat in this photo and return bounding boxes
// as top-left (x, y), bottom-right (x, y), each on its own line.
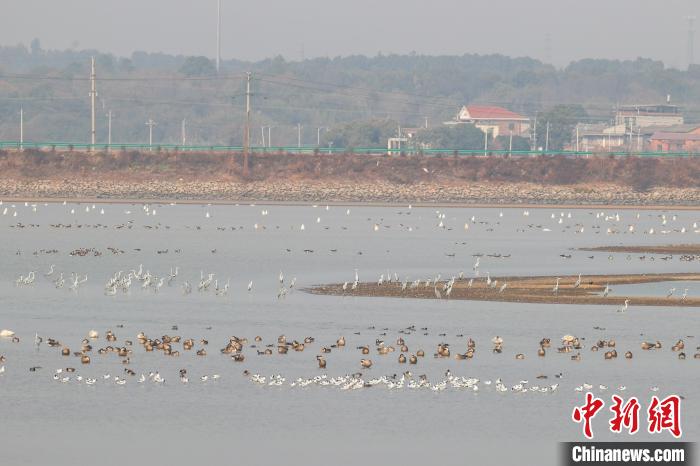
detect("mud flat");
top-left (581, 244), bottom-right (700, 255)
top-left (307, 273), bottom-right (700, 307)
top-left (5, 178), bottom-right (700, 206)
top-left (4, 150), bottom-right (700, 205)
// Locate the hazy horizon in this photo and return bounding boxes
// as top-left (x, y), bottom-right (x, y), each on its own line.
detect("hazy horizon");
top-left (2, 0), bottom-right (699, 69)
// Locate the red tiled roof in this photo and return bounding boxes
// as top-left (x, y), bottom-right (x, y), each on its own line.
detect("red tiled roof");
top-left (650, 132), bottom-right (700, 142)
top-left (462, 105), bottom-right (527, 121)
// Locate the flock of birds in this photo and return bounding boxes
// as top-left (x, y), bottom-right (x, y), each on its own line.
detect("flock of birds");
top-left (1, 324), bottom-right (697, 396)
top-left (2, 202), bottom-right (700, 403)
top-left (16, 266), bottom-right (88, 291)
top-left (340, 265), bottom-right (691, 312)
top-left (14, 262), bottom-right (305, 301)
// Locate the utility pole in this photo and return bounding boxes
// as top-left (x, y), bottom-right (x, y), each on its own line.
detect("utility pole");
top-left (216, 0), bottom-right (222, 73)
top-left (89, 56), bottom-right (97, 150)
top-left (297, 123), bottom-right (302, 149)
top-left (637, 127), bottom-right (642, 152)
top-left (544, 32), bottom-right (552, 64)
top-left (397, 125), bottom-right (402, 153)
top-left (532, 117), bottom-right (538, 152)
top-left (483, 129), bottom-right (488, 156)
top-left (509, 131), bottom-right (513, 156)
top-left (243, 71), bottom-right (251, 176)
top-left (19, 107), bottom-right (23, 151)
top-left (145, 119), bottom-right (156, 151)
top-left (424, 116), bottom-right (428, 129)
top-left (688, 16), bottom-right (696, 69)
top-left (267, 126), bottom-right (271, 148)
top-left (317, 127), bottom-right (327, 146)
top-left (106, 110), bottom-right (112, 151)
top-left (181, 119), bottom-right (187, 146)
top-left (545, 121), bottom-right (550, 152)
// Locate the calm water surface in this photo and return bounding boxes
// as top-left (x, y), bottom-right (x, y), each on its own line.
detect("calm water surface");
top-left (0, 202), bottom-right (699, 465)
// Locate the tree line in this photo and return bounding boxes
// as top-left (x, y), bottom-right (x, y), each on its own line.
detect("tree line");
top-left (1, 40), bottom-right (699, 149)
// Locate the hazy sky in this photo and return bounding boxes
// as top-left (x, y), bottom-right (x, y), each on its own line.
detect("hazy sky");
top-left (2, 0), bottom-right (699, 68)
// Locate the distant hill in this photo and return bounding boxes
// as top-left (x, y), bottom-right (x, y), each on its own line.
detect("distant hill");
top-left (2, 42), bottom-right (700, 147)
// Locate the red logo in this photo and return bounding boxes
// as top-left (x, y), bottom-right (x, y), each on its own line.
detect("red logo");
top-left (572, 393), bottom-right (682, 439)
top-left (609, 395), bottom-right (640, 434)
top-left (572, 392), bottom-right (605, 439)
top-left (648, 395), bottom-right (682, 438)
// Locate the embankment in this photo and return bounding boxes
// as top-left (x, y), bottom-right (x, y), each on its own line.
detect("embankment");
top-left (2, 150), bottom-right (700, 205)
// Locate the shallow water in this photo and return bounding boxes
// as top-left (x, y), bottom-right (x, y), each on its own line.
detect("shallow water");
top-left (608, 281), bottom-right (700, 299)
top-left (0, 202), bottom-right (699, 465)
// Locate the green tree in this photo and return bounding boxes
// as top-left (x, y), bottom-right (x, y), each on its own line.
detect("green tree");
top-left (179, 56), bottom-right (216, 77)
top-left (495, 135), bottom-right (530, 151)
top-left (536, 104), bottom-right (588, 150)
top-left (322, 119), bottom-right (399, 149)
top-left (415, 124), bottom-right (485, 149)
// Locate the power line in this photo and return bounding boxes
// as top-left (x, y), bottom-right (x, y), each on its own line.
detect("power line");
top-left (0, 73), bottom-right (245, 82)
